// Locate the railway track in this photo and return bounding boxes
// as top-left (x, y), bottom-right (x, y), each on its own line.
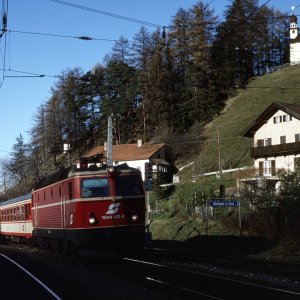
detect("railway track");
top-left (143, 246), bottom-right (300, 279)
top-left (2, 242), bottom-right (299, 299)
top-left (120, 246), bottom-right (300, 299)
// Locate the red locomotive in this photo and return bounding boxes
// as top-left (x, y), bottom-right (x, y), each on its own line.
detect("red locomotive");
top-left (0, 162), bottom-right (146, 253)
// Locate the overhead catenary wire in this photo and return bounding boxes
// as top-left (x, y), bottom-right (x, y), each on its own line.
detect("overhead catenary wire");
top-left (48, 0), bottom-right (163, 28)
top-left (0, 68), bottom-right (57, 78)
top-left (8, 29), bottom-right (130, 43)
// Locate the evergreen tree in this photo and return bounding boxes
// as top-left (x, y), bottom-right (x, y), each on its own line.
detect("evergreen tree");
top-left (110, 36), bottom-right (131, 64)
top-left (101, 60), bottom-right (139, 144)
top-left (130, 26), bottom-right (152, 70)
top-left (79, 64), bottom-right (107, 148)
top-left (2, 135), bottom-right (32, 194)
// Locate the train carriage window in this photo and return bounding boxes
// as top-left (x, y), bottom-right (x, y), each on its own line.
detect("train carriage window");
top-left (81, 178), bottom-right (109, 198)
top-left (115, 175), bottom-right (144, 196)
top-left (25, 204), bottom-right (29, 220)
top-left (21, 206), bottom-right (24, 220)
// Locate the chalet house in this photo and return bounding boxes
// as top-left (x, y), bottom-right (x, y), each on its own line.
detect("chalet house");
top-left (82, 140), bottom-right (169, 190)
top-left (241, 102), bottom-right (300, 188)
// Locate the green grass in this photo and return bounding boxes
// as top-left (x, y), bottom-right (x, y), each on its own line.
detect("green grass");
top-left (149, 211), bottom-right (240, 241)
top-left (182, 65), bottom-right (300, 178)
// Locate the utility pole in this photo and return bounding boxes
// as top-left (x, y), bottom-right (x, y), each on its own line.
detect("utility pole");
top-left (107, 115), bottom-right (113, 167)
top-left (217, 126), bottom-right (222, 178)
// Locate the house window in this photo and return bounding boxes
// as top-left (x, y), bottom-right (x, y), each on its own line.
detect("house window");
top-left (295, 157), bottom-right (300, 172)
top-left (264, 161), bottom-right (272, 176)
top-left (295, 133), bottom-right (300, 142)
top-left (273, 114), bottom-right (292, 124)
top-left (257, 138), bottom-right (271, 147)
top-left (280, 136), bottom-right (286, 144)
top-left (259, 160), bottom-right (276, 176)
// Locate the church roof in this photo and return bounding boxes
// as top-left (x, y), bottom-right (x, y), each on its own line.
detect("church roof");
top-left (290, 14), bottom-right (298, 23)
top-left (290, 35), bottom-right (300, 43)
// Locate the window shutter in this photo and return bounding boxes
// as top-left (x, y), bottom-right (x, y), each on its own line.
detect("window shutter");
top-left (268, 138), bottom-right (272, 146)
top-left (294, 158), bottom-right (300, 171)
top-left (271, 160), bottom-right (276, 176)
top-left (259, 161), bottom-right (263, 176)
top-left (257, 139), bottom-right (263, 147)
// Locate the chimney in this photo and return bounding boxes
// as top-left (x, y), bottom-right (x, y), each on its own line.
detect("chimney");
top-left (137, 139), bottom-right (142, 147)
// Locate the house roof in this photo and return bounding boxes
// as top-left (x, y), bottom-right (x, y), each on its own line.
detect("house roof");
top-left (83, 142), bottom-right (166, 162)
top-left (242, 102), bottom-right (300, 137)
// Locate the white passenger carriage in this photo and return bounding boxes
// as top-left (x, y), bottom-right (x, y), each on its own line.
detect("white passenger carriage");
top-left (0, 194), bottom-right (32, 242)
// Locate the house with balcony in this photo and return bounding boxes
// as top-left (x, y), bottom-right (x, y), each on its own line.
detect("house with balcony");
top-left (240, 102), bottom-right (300, 189)
top-left (81, 140), bottom-right (170, 190)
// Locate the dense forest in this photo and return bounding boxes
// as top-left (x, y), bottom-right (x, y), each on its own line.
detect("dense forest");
top-left (0, 0), bottom-right (290, 198)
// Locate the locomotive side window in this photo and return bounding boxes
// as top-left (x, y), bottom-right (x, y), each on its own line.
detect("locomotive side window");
top-left (81, 178), bottom-right (109, 198)
top-left (115, 175), bottom-right (144, 196)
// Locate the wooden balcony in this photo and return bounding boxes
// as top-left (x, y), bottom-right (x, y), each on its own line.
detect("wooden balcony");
top-left (250, 142), bottom-right (300, 158)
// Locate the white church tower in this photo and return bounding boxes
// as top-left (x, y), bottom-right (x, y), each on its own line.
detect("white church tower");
top-left (290, 11), bottom-right (300, 64)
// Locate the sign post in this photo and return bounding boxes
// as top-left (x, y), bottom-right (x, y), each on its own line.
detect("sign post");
top-left (207, 199), bottom-right (241, 236)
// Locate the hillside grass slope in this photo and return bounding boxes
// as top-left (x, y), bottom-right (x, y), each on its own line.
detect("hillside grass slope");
top-left (189, 64), bottom-right (300, 176)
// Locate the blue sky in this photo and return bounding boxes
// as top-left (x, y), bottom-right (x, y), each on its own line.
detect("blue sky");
top-left (0, 0), bottom-right (296, 158)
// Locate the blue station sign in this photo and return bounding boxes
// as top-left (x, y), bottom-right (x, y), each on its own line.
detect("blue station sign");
top-left (208, 200), bottom-right (240, 207)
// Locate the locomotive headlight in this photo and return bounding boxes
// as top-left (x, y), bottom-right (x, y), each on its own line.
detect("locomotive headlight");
top-left (88, 212), bottom-right (98, 225)
top-left (131, 214), bottom-right (138, 221)
top-left (107, 166), bottom-right (115, 176)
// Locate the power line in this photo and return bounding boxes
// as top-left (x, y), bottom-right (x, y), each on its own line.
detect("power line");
top-left (48, 0), bottom-right (163, 28)
top-left (8, 29), bottom-right (128, 43)
top-left (0, 68), bottom-right (57, 78)
top-left (248, 0), bottom-right (271, 19)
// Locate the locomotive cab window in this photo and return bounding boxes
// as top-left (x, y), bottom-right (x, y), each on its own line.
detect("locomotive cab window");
top-left (81, 178), bottom-right (109, 198)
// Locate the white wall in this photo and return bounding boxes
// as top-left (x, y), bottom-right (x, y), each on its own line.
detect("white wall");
top-left (254, 109), bottom-right (300, 172)
top-left (290, 43), bottom-right (300, 64)
top-left (255, 110), bottom-right (300, 145)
